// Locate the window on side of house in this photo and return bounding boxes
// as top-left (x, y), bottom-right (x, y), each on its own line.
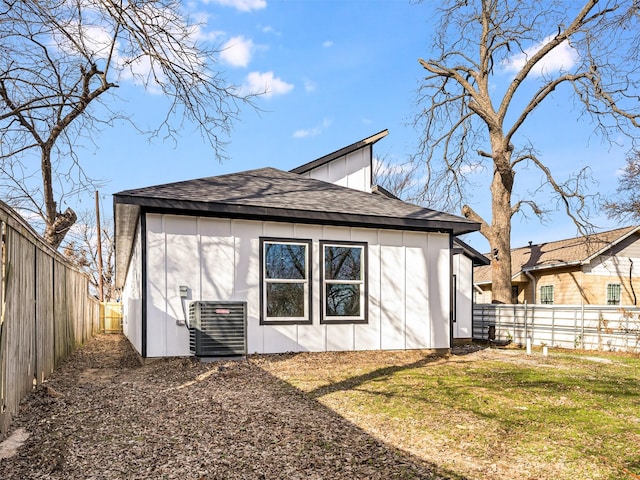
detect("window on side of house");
top-left (511, 285), bottom-right (519, 304)
top-left (607, 283), bottom-right (621, 305)
top-left (260, 238), bottom-right (312, 324)
top-left (320, 241), bottom-right (367, 324)
top-left (540, 285), bottom-right (554, 304)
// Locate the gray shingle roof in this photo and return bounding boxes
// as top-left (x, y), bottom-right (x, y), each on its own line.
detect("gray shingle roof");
top-left (114, 167), bottom-right (480, 287)
top-left (115, 167), bottom-right (478, 233)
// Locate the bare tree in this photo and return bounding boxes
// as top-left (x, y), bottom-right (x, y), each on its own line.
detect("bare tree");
top-left (0, 0), bottom-right (251, 248)
top-left (63, 212), bottom-right (116, 302)
top-left (372, 155), bottom-right (422, 203)
top-left (605, 150), bottom-right (640, 221)
top-left (414, 0), bottom-right (640, 303)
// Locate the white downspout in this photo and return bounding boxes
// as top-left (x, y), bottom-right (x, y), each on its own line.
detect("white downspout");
top-left (524, 270), bottom-right (536, 304)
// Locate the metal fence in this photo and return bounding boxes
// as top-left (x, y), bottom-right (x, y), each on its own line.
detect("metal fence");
top-left (0, 201), bottom-right (99, 435)
top-left (473, 303), bottom-right (640, 353)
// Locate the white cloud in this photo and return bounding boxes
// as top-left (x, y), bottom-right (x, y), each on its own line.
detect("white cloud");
top-left (303, 79), bottom-right (317, 93)
top-left (503, 36), bottom-right (578, 75)
top-left (293, 119), bottom-right (331, 138)
top-left (201, 0), bottom-right (267, 12)
top-left (242, 71), bottom-right (294, 97)
top-left (220, 35), bottom-right (254, 67)
top-left (322, 40), bottom-right (334, 48)
top-left (260, 25), bottom-right (280, 35)
top-left (459, 163), bottom-right (484, 175)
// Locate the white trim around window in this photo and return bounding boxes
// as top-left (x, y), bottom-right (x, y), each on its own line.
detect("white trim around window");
top-left (540, 284), bottom-right (554, 304)
top-left (320, 241), bottom-right (368, 324)
top-left (606, 283), bottom-right (621, 305)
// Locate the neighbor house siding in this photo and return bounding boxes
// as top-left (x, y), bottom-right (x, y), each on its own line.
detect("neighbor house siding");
top-left (298, 147), bottom-right (371, 192)
top-left (142, 213), bottom-right (451, 356)
top-left (523, 267), bottom-right (640, 306)
top-left (122, 218), bottom-right (143, 355)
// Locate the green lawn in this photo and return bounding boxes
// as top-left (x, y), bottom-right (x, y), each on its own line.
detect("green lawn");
top-left (257, 348), bottom-right (640, 480)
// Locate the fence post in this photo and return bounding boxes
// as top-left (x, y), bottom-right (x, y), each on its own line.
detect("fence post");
top-left (551, 306), bottom-right (555, 347)
top-left (581, 303), bottom-right (585, 349)
top-left (524, 301), bottom-right (528, 343)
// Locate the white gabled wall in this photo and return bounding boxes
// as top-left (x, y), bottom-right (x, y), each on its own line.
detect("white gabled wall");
top-left (142, 213), bottom-right (451, 356)
top-left (121, 219), bottom-right (143, 355)
top-left (298, 147), bottom-right (372, 192)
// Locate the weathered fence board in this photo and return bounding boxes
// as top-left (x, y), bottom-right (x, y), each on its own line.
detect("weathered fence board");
top-left (0, 201), bottom-right (98, 436)
top-left (473, 303), bottom-right (640, 353)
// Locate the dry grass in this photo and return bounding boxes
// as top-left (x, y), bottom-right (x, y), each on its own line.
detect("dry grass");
top-left (1, 335), bottom-right (453, 480)
top-left (3, 335), bottom-right (639, 480)
top-left (255, 346), bottom-right (640, 480)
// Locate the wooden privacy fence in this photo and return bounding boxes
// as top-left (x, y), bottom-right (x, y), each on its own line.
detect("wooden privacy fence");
top-left (473, 303), bottom-right (640, 353)
top-left (0, 201), bottom-right (99, 435)
top-left (100, 302), bottom-right (122, 333)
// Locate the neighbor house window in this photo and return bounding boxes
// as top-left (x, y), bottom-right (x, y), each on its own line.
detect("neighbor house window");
top-left (540, 285), bottom-right (554, 304)
top-left (260, 238), bottom-right (312, 324)
top-left (607, 283), bottom-right (621, 305)
top-left (320, 241), bottom-right (367, 323)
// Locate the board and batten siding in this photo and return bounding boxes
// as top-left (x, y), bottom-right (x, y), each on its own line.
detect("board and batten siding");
top-left (453, 252), bottom-right (473, 339)
top-left (297, 147), bottom-right (371, 192)
top-left (121, 218), bottom-right (143, 355)
top-left (137, 213), bottom-right (451, 356)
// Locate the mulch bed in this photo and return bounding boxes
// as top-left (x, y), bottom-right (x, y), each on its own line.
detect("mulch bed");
top-left (1, 334), bottom-right (456, 479)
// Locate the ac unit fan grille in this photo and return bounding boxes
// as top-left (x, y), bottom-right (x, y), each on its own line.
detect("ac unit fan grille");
top-left (189, 301), bottom-right (247, 357)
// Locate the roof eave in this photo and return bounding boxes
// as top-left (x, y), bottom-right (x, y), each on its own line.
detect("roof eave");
top-left (114, 193), bottom-right (479, 235)
top-left (290, 129), bottom-right (388, 174)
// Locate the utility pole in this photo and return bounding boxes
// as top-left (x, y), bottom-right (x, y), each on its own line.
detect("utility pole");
top-left (95, 190), bottom-right (104, 302)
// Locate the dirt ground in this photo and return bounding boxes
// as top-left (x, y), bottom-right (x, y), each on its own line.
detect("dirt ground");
top-left (0, 334), bottom-right (461, 480)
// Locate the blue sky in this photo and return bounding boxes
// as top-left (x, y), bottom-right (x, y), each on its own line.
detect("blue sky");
top-left (79, 0), bottom-right (631, 253)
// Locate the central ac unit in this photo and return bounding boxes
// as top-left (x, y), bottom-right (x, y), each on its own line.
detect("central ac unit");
top-left (189, 301), bottom-right (247, 357)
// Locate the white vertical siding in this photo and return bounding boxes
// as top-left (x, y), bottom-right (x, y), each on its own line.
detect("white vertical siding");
top-left (379, 230), bottom-right (406, 350)
top-left (164, 216), bottom-right (198, 356)
top-left (122, 219), bottom-right (143, 355)
top-left (139, 214), bottom-right (452, 356)
top-left (430, 234), bottom-right (451, 347)
top-left (453, 253), bottom-right (473, 339)
top-left (199, 218), bottom-right (234, 301)
top-left (300, 148), bottom-right (372, 192)
top-left (231, 220), bottom-right (261, 353)
top-left (146, 214), bottom-right (168, 357)
top-left (404, 232), bottom-right (430, 349)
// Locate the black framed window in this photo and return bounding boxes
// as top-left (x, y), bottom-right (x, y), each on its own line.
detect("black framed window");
top-left (260, 238), bottom-right (312, 324)
top-left (320, 241), bottom-right (367, 323)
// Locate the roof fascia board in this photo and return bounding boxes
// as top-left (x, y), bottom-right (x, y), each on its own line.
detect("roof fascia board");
top-left (522, 260), bottom-right (582, 273)
top-left (289, 129), bottom-right (388, 174)
top-left (453, 237), bottom-right (490, 265)
top-left (114, 194), bottom-right (478, 235)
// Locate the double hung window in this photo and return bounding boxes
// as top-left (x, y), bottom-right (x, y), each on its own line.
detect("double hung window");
top-left (320, 241), bottom-right (367, 323)
top-left (260, 238), bottom-right (312, 324)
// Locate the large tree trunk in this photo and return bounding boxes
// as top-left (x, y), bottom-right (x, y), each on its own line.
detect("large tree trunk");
top-left (44, 208), bottom-right (77, 250)
top-left (488, 138), bottom-right (514, 304)
top-left (41, 145), bottom-right (77, 249)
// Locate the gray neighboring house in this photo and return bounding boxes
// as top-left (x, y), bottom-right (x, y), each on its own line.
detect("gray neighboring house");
top-left (114, 131), bottom-right (480, 358)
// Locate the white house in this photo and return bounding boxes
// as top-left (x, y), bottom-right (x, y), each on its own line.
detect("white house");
top-left (114, 130), bottom-right (480, 358)
top-left (452, 238), bottom-right (489, 342)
